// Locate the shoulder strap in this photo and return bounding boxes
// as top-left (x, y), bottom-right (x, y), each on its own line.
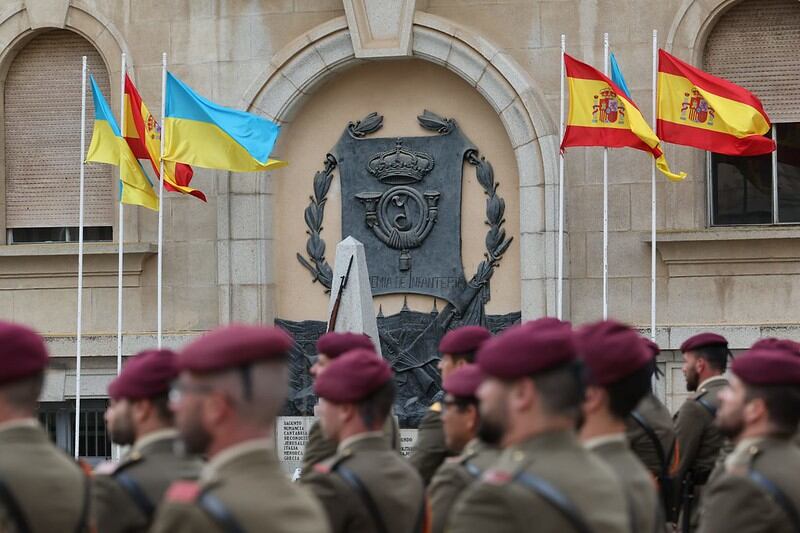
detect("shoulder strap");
top-left (695, 396), bottom-right (717, 418)
top-left (630, 410), bottom-right (669, 476)
top-left (74, 472), bottom-right (91, 533)
top-left (197, 490), bottom-right (247, 533)
top-left (0, 476), bottom-right (31, 533)
top-left (747, 469), bottom-right (800, 533)
top-left (333, 464), bottom-right (389, 533)
top-left (114, 472), bottom-right (156, 520)
top-left (513, 472), bottom-right (595, 533)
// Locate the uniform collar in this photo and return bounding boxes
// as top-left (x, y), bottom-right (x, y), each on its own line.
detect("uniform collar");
top-left (132, 428), bottom-right (178, 454)
top-left (724, 436), bottom-right (765, 472)
top-left (337, 431), bottom-right (384, 454)
top-left (583, 432), bottom-right (627, 451)
top-left (0, 418), bottom-right (39, 434)
top-left (202, 438), bottom-right (274, 483)
top-left (698, 375), bottom-right (728, 391)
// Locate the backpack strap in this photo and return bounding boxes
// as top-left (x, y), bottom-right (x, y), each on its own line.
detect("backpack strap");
top-left (197, 490), bottom-right (247, 533)
top-left (333, 463), bottom-right (389, 533)
top-left (747, 469), bottom-right (800, 533)
top-left (114, 471), bottom-right (156, 520)
top-left (513, 471), bottom-right (595, 533)
top-left (0, 476), bottom-right (31, 533)
top-left (75, 471), bottom-right (91, 533)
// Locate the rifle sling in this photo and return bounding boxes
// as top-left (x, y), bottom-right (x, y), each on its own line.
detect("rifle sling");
top-left (114, 471), bottom-right (156, 520)
top-left (747, 469), bottom-right (800, 533)
top-left (0, 475), bottom-right (32, 533)
top-left (197, 490), bottom-right (247, 533)
top-left (513, 471), bottom-right (595, 533)
top-left (334, 463), bottom-right (390, 533)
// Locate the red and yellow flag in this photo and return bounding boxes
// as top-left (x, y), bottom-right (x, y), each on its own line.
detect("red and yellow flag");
top-left (561, 54), bottom-right (685, 181)
top-left (657, 50), bottom-right (775, 156)
top-left (123, 75), bottom-right (207, 201)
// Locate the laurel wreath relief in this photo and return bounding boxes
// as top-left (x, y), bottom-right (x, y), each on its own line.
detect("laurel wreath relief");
top-left (296, 110), bottom-right (513, 303)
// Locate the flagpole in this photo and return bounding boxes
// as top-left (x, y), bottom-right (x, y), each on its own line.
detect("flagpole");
top-left (75, 55), bottom-right (87, 460)
top-left (602, 33), bottom-right (609, 320)
top-left (557, 34), bottom-right (566, 320)
top-left (157, 53), bottom-right (166, 348)
top-left (117, 53), bottom-right (126, 371)
top-left (650, 30), bottom-right (658, 340)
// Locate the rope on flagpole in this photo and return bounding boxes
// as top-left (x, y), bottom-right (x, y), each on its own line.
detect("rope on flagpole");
top-left (602, 33), bottom-right (609, 320)
top-left (117, 53), bottom-right (126, 371)
top-left (557, 34), bottom-right (566, 320)
top-left (157, 53), bottom-right (166, 348)
top-left (75, 55), bottom-right (87, 460)
top-left (651, 30), bottom-right (658, 340)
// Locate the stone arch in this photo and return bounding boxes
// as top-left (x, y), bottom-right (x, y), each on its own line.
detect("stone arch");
top-left (234, 12), bottom-right (559, 322)
top-left (665, 0), bottom-right (742, 65)
top-left (0, 1), bottom-right (135, 243)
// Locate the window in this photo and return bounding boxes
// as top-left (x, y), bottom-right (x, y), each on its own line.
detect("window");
top-left (704, 0), bottom-right (800, 226)
top-left (4, 30), bottom-right (113, 242)
top-left (38, 400), bottom-right (112, 465)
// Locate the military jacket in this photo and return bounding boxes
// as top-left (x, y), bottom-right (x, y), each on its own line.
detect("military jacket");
top-left (0, 419), bottom-right (88, 533)
top-left (674, 376), bottom-right (730, 482)
top-left (302, 432), bottom-right (426, 533)
top-left (150, 439), bottom-right (329, 533)
top-left (301, 414), bottom-right (401, 478)
top-left (626, 392), bottom-right (676, 479)
top-left (586, 434), bottom-right (662, 533)
top-left (447, 429), bottom-right (630, 533)
top-left (699, 436), bottom-right (800, 533)
top-left (91, 429), bottom-right (200, 533)
top-left (428, 439), bottom-right (499, 533)
top-left (409, 404), bottom-right (450, 485)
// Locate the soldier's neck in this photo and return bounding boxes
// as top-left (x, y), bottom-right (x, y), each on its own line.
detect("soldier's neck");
top-left (578, 411), bottom-right (626, 442)
top-left (207, 426), bottom-right (272, 459)
top-left (503, 417), bottom-right (574, 447)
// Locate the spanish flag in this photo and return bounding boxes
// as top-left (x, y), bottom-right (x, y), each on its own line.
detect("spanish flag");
top-left (85, 76), bottom-right (159, 211)
top-left (163, 73), bottom-right (287, 172)
top-left (123, 75), bottom-right (206, 201)
top-left (561, 54), bottom-right (685, 181)
top-left (657, 49), bottom-right (775, 156)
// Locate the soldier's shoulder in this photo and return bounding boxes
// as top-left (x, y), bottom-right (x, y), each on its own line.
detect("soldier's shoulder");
top-left (420, 407), bottom-right (443, 427)
top-left (307, 448), bottom-right (351, 476)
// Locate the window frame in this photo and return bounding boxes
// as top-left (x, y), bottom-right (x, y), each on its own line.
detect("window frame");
top-left (707, 125), bottom-right (795, 227)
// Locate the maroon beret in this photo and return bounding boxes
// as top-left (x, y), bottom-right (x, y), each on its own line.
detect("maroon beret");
top-left (108, 349), bottom-right (178, 401)
top-left (641, 337), bottom-right (660, 358)
top-left (732, 348), bottom-right (800, 386)
top-left (443, 364), bottom-right (484, 398)
top-left (680, 332), bottom-right (728, 353)
top-left (524, 317), bottom-right (572, 331)
top-left (316, 332), bottom-right (374, 359)
top-left (314, 348), bottom-right (393, 403)
top-left (0, 321), bottom-right (48, 385)
top-left (439, 326), bottom-right (491, 356)
top-left (177, 325), bottom-right (293, 373)
top-left (575, 321), bottom-right (652, 386)
top-left (476, 321), bottom-right (577, 380)
top-left (750, 337), bottom-right (800, 357)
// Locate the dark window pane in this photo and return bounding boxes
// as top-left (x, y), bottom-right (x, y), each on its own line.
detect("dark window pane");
top-left (777, 123), bottom-right (800, 223)
top-left (10, 226), bottom-right (112, 243)
top-left (712, 152), bottom-right (772, 225)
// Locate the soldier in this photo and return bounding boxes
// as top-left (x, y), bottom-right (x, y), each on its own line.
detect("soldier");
top-left (448, 319), bottom-right (630, 533)
top-left (673, 332), bottom-right (731, 532)
top-left (301, 348), bottom-right (427, 533)
top-left (575, 320), bottom-right (663, 533)
top-left (300, 331), bottom-right (400, 477)
top-left (0, 321), bottom-right (89, 533)
top-left (698, 343), bottom-right (800, 532)
top-left (91, 349), bottom-right (201, 533)
top-left (410, 325), bottom-right (491, 485)
top-left (149, 325), bottom-right (329, 533)
top-left (428, 364), bottom-right (499, 533)
top-left (625, 337), bottom-right (678, 519)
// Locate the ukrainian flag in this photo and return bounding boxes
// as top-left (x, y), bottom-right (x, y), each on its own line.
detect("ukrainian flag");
top-left (163, 73), bottom-right (287, 172)
top-left (85, 76), bottom-right (159, 210)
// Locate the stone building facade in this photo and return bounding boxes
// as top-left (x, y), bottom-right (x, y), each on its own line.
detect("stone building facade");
top-left (0, 0), bottom-right (797, 458)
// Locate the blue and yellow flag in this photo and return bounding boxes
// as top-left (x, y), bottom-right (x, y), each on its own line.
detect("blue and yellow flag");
top-left (86, 76), bottom-right (159, 210)
top-left (163, 73), bottom-right (287, 172)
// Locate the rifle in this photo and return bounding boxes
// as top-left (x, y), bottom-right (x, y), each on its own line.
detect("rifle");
top-left (327, 254), bottom-right (354, 332)
top-left (680, 470), bottom-right (695, 533)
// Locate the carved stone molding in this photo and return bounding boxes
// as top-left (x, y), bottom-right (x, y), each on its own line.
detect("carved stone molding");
top-left (0, 242), bottom-right (156, 289)
top-left (343, 0), bottom-right (416, 58)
